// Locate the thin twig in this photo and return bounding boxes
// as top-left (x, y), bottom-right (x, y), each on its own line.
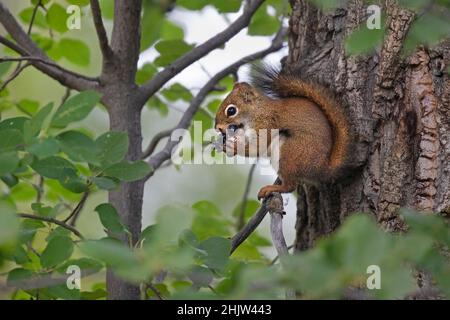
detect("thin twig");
top-left (27, 0), bottom-right (41, 35)
top-left (230, 178), bottom-right (281, 254)
top-left (270, 244), bottom-right (294, 265)
top-left (90, 0), bottom-right (112, 60)
top-left (63, 190), bottom-right (90, 226)
top-left (139, 0), bottom-right (266, 102)
top-left (141, 128), bottom-right (174, 159)
top-left (237, 163), bottom-right (257, 230)
top-left (0, 62), bottom-right (31, 92)
top-left (0, 2), bottom-right (98, 91)
top-left (147, 283), bottom-right (164, 300)
top-left (0, 57), bottom-right (98, 82)
top-left (17, 214), bottom-right (84, 239)
top-left (146, 28), bottom-right (287, 178)
top-left (35, 176), bottom-right (44, 203)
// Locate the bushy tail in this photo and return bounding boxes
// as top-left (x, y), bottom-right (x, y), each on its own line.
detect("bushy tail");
top-left (250, 64), bottom-right (352, 176)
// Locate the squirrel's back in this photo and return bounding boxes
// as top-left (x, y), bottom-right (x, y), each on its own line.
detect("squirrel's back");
top-left (250, 64), bottom-right (352, 179)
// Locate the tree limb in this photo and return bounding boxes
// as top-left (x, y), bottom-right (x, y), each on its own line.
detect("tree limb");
top-left (17, 214), bottom-right (84, 239)
top-left (237, 163), bottom-right (257, 230)
top-left (146, 27), bottom-right (286, 176)
top-left (109, 0), bottom-right (142, 83)
top-left (141, 128), bottom-right (173, 159)
top-left (139, 0), bottom-right (266, 103)
top-left (0, 56), bottom-right (98, 82)
top-left (267, 193), bottom-right (296, 299)
top-left (90, 0), bottom-right (112, 61)
top-left (230, 178), bottom-right (281, 253)
top-left (0, 62), bottom-right (31, 92)
top-left (0, 2), bottom-right (99, 91)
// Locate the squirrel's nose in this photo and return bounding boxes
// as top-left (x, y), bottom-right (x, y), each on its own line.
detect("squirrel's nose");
top-left (215, 124), bottom-right (226, 134)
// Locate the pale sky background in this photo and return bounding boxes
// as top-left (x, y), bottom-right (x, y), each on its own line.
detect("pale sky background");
top-left (1, 2), bottom-right (296, 257)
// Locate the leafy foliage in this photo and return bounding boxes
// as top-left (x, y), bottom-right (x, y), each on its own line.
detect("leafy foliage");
top-left (0, 0), bottom-right (449, 301)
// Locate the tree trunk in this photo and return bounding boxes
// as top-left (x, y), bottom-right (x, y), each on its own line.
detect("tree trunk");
top-left (105, 86), bottom-right (144, 300)
top-left (287, 0), bottom-right (450, 251)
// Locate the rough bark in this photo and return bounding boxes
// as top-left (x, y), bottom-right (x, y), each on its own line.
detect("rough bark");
top-left (287, 0), bottom-right (450, 253)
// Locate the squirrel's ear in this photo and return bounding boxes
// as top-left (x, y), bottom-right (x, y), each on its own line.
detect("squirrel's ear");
top-left (234, 82), bottom-right (258, 104)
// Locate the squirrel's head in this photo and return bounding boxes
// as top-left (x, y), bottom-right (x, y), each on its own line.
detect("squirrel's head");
top-left (214, 82), bottom-right (261, 133)
top-left (214, 82), bottom-right (263, 156)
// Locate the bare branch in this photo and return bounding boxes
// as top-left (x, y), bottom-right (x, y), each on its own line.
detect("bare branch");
top-left (146, 28), bottom-right (287, 176)
top-left (17, 214), bottom-right (84, 239)
top-left (267, 193), bottom-right (295, 299)
top-left (230, 178), bottom-right (281, 253)
top-left (63, 190), bottom-right (90, 226)
top-left (237, 163), bottom-right (257, 230)
top-left (0, 62), bottom-right (31, 92)
top-left (139, 0), bottom-right (266, 103)
top-left (0, 3), bottom-right (99, 91)
top-left (90, 0), bottom-right (112, 61)
top-left (0, 56), bottom-right (98, 82)
top-left (142, 128), bottom-right (173, 159)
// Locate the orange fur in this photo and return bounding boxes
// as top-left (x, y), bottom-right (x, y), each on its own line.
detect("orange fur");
top-left (214, 71), bottom-right (352, 200)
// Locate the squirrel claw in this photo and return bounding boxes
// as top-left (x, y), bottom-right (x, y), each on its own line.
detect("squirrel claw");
top-left (257, 187), bottom-right (274, 200)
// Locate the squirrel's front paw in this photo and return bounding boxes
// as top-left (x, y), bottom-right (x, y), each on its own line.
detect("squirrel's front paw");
top-left (257, 186), bottom-right (275, 200)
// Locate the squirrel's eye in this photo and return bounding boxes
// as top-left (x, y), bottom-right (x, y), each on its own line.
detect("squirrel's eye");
top-left (225, 104), bottom-right (238, 117)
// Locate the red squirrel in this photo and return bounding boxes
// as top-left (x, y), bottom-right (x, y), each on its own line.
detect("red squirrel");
top-left (214, 65), bottom-right (352, 200)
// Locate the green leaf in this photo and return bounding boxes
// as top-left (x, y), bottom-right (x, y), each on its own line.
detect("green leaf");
top-left (23, 103), bottom-right (53, 142)
top-left (136, 63), bottom-right (158, 85)
top-left (0, 117), bottom-right (28, 132)
top-left (140, 4), bottom-right (164, 52)
top-left (404, 14), bottom-right (450, 53)
top-left (161, 20), bottom-right (184, 40)
top-left (95, 132), bottom-right (129, 168)
top-left (345, 25), bottom-right (385, 55)
top-left (95, 203), bottom-right (127, 234)
top-left (92, 176), bottom-right (119, 190)
top-left (192, 201), bottom-right (232, 240)
top-left (199, 237), bottom-right (231, 270)
top-left (51, 91), bottom-right (100, 127)
top-left (248, 4), bottom-right (279, 36)
top-left (177, 0), bottom-right (209, 10)
top-left (162, 83), bottom-right (193, 102)
top-left (59, 38), bottom-right (91, 66)
top-left (40, 236), bottom-right (74, 268)
top-left (189, 265), bottom-right (214, 287)
top-left (0, 152), bottom-right (20, 176)
top-left (79, 237), bottom-right (138, 267)
top-left (146, 96), bottom-right (169, 116)
top-left (7, 268), bottom-right (34, 286)
top-left (212, 0), bottom-right (241, 13)
top-left (154, 204), bottom-right (195, 243)
top-left (154, 40), bottom-right (194, 67)
top-left (103, 160), bottom-right (152, 182)
top-left (31, 156), bottom-right (77, 180)
top-left (66, 0), bottom-right (90, 6)
top-left (46, 3), bottom-right (69, 33)
top-left (0, 129), bottom-right (24, 152)
top-left (0, 61), bottom-right (12, 78)
top-left (57, 130), bottom-right (99, 164)
top-left (0, 201), bottom-right (19, 247)
top-left (26, 137), bottom-right (60, 159)
top-left (17, 99), bottom-right (39, 116)
top-left (19, 7), bottom-right (48, 29)
top-left (99, 0), bottom-right (114, 19)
